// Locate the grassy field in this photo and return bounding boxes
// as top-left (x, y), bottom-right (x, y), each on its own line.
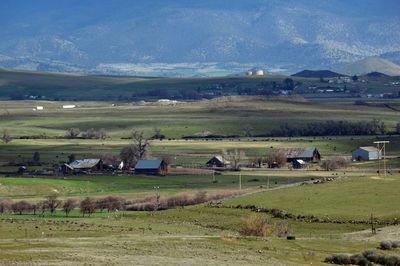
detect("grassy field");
top-left (1, 173), bottom-right (399, 265)
top-left (1, 98), bottom-right (400, 265)
top-left (1, 97), bottom-right (400, 166)
top-left (1, 97), bottom-right (400, 139)
top-left (225, 174), bottom-right (400, 220)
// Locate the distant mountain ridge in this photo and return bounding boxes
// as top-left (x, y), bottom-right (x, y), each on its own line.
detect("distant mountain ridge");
top-left (0, 0), bottom-right (399, 75)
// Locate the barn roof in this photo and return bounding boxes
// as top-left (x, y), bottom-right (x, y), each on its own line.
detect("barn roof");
top-left (70, 159), bottom-right (101, 169)
top-left (135, 160), bottom-right (163, 170)
top-left (358, 146), bottom-right (379, 153)
top-left (208, 155), bottom-right (231, 164)
top-left (276, 147), bottom-right (317, 158)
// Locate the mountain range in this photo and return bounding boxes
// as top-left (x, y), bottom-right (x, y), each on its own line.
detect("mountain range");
top-left (0, 0), bottom-right (399, 76)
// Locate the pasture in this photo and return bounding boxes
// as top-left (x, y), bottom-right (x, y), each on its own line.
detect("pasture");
top-left (1, 98), bottom-right (400, 265)
top-left (0, 173), bottom-right (399, 265)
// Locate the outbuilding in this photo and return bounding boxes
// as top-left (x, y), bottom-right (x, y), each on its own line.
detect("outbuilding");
top-left (277, 147), bottom-right (321, 163)
top-left (69, 159), bottom-right (103, 173)
top-left (352, 147), bottom-right (381, 161)
top-left (206, 155), bottom-right (231, 168)
top-left (292, 159), bottom-right (307, 169)
top-left (135, 160), bottom-right (168, 176)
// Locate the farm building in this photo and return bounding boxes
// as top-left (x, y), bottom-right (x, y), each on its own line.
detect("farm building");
top-left (292, 159), bottom-right (307, 169)
top-left (277, 147), bottom-right (321, 163)
top-left (135, 160), bottom-right (168, 176)
top-left (69, 159), bottom-right (103, 173)
top-left (62, 105), bottom-right (76, 109)
top-left (206, 155), bottom-right (231, 168)
top-left (352, 147), bottom-right (381, 161)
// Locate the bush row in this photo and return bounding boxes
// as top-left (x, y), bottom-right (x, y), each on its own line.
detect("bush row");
top-left (325, 249), bottom-right (400, 266)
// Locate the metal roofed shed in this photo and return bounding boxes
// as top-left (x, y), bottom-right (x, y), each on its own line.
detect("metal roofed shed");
top-left (352, 146), bottom-right (381, 161)
top-left (69, 159), bottom-right (103, 172)
top-left (276, 147), bottom-right (321, 163)
top-left (135, 159), bottom-right (168, 176)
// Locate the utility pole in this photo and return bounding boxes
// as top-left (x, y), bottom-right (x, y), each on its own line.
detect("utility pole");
top-left (374, 141), bottom-right (389, 176)
top-left (239, 172), bottom-right (242, 190)
top-left (267, 176), bottom-right (270, 189)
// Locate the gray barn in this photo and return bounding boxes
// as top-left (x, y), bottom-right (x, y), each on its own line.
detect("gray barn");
top-left (352, 147), bottom-right (381, 161)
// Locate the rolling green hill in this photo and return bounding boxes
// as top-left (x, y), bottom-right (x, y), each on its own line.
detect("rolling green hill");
top-left (1, 68), bottom-right (399, 101)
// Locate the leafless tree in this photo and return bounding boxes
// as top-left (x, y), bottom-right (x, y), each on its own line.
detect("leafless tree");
top-left (132, 130), bottom-right (150, 159)
top-left (120, 145), bottom-right (138, 169)
top-left (80, 197), bottom-right (96, 217)
top-left (223, 149), bottom-right (246, 171)
top-left (98, 128), bottom-right (107, 140)
top-left (1, 129), bottom-right (12, 144)
top-left (62, 199), bottom-right (77, 217)
top-left (66, 128), bottom-right (81, 138)
top-left (82, 128), bottom-right (98, 139)
top-left (242, 125), bottom-right (254, 137)
top-left (44, 195), bottom-right (61, 215)
top-left (0, 199), bottom-right (12, 214)
top-left (321, 157), bottom-right (348, 171)
top-left (120, 131), bottom-right (150, 169)
top-left (251, 156), bottom-right (264, 168)
top-left (11, 200), bottom-right (32, 215)
top-left (101, 153), bottom-right (120, 168)
top-left (265, 151), bottom-right (287, 168)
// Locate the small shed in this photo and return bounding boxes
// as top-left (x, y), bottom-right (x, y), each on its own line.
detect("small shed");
top-left (206, 155), bottom-right (231, 168)
top-left (135, 160), bottom-right (168, 176)
top-left (277, 147), bottom-right (321, 163)
top-left (352, 147), bottom-right (381, 161)
top-left (69, 159), bottom-right (103, 172)
top-left (292, 159), bottom-right (307, 169)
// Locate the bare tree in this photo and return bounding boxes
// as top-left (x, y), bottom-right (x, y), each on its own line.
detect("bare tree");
top-left (11, 200), bottom-right (32, 215)
top-left (265, 151), bottom-right (287, 168)
top-left (101, 153), bottom-right (120, 168)
top-left (82, 128), bottom-right (98, 139)
top-left (223, 149), bottom-right (246, 171)
top-left (62, 199), bottom-right (77, 217)
top-left (80, 197), bottom-right (96, 217)
top-left (242, 125), bottom-right (254, 137)
top-left (0, 199), bottom-right (12, 214)
top-left (132, 130), bottom-right (150, 159)
top-left (120, 146), bottom-right (138, 170)
top-left (44, 195), bottom-right (61, 216)
top-left (120, 131), bottom-right (150, 169)
top-left (98, 128), bottom-right (107, 140)
top-left (251, 156), bottom-right (264, 168)
top-left (66, 128), bottom-right (80, 139)
top-left (1, 129), bottom-right (12, 144)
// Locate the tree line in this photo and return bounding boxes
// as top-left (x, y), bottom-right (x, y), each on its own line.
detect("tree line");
top-left (269, 119), bottom-right (386, 137)
top-left (0, 191), bottom-right (242, 217)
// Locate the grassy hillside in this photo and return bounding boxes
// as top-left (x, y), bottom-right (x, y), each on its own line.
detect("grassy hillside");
top-left (1, 68), bottom-right (399, 101)
top-left (225, 174), bottom-right (400, 220)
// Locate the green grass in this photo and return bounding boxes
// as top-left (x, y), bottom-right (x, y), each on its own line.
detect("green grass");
top-left (225, 174), bottom-right (400, 220)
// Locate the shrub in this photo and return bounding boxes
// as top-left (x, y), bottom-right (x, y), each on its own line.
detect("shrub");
top-left (324, 254), bottom-right (351, 265)
top-left (350, 254), bottom-right (371, 266)
top-left (239, 215), bottom-right (273, 237)
top-left (380, 241), bottom-right (393, 250)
